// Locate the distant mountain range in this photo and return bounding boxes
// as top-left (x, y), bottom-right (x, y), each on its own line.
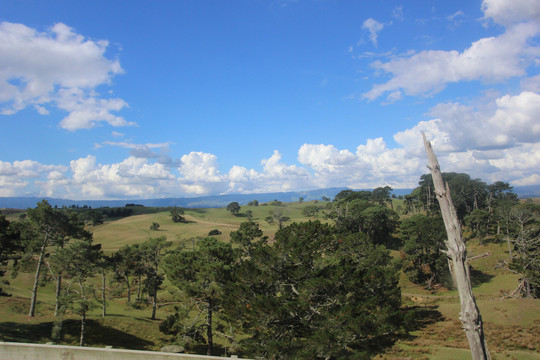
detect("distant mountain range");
top-left (1, 185), bottom-right (539, 209)
top-left (0, 187), bottom-right (390, 209)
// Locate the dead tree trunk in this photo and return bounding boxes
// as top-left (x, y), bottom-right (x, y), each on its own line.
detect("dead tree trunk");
top-left (423, 133), bottom-right (490, 360)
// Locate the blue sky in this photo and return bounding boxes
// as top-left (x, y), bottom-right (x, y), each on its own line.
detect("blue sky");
top-left (1, 0), bottom-right (539, 199)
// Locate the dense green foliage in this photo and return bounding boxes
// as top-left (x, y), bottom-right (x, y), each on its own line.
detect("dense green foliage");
top-left (0, 213), bottom-right (21, 296)
top-left (301, 204), bottom-right (320, 217)
top-left (233, 221), bottom-right (403, 359)
top-left (400, 214), bottom-right (448, 290)
top-left (160, 217), bottom-right (404, 358)
top-left (161, 237), bottom-right (237, 355)
top-left (21, 200), bottom-right (91, 317)
top-left (50, 238), bottom-right (102, 345)
top-left (327, 199), bottom-right (399, 246)
top-left (408, 173), bottom-right (518, 222)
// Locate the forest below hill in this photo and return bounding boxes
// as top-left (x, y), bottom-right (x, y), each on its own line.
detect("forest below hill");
top-left (0, 173), bottom-right (539, 359)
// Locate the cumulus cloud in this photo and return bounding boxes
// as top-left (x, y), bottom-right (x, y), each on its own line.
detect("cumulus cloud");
top-left (363, 23), bottom-right (540, 100)
top-left (177, 152), bottom-right (227, 195)
top-left (68, 155), bottom-right (177, 199)
top-left (425, 91), bottom-right (540, 151)
top-left (298, 144), bottom-right (356, 172)
top-left (363, 0), bottom-right (540, 102)
top-left (0, 22), bottom-right (129, 130)
top-left (6, 116), bottom-right (540, 199)
top-left (0, 160), bottom-right (67, 196)
top-left (296, 140), bottom-right (423, 190)
top-left (482, 0), bottom-right (540, 26)
top-left (362, 18), bottom-right (384, 47)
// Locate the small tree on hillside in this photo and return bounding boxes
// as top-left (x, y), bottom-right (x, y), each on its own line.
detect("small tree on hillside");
top-left (140, 236), bottom-right (172, 319)
top-left (50, 238), bottom-right (102, 345)
top-left (23, 200), bottom-right (90, 317)
top-left (267, 206), bottom-right (290, 229)
top-left (170, 207), bottom-right (186, 223)
top-left (302, 205), bottom-right (319, 217)
top-left (226, 202), bottom-right (241, 216)
top-left (112, 245), bottom-right (140, 304)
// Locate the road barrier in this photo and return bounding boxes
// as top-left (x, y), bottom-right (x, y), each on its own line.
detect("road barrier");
top-left (0, 342), bottom-right (249, 360)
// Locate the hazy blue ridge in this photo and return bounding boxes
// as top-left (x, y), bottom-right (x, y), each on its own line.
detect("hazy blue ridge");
top-left (1, 186), bottom-right (538, 210)
top-left (0, 188), bottom-right (349, 209)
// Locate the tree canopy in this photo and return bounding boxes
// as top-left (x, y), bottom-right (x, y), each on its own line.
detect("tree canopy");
top-left (233, 221), bottom-right (403, 359)
top-left (162, 237), bottom-right (237, 355)
top-left (226, 202), bottom-right (241, 215)
top-left (401, 214), bottom-right (448, 290)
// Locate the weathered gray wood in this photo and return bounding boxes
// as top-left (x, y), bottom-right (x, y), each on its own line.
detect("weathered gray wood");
top-left (422, 133), bottom-right (490, 360)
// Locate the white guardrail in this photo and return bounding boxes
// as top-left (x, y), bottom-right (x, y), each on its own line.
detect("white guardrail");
top-left (0, 342), bottom-right (251, 360)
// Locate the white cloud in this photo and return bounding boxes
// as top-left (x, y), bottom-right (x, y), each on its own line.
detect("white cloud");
top-left (6, 127), bottom-right (540, 199)
top-left (0, 160), bottom-right (67, 197)
top-left (68, 155), bottom-right (178, 199)
top-left (177, 152), bottom-right (227, 195)
top-left (6, 87), bottom-right (540, 200)
top-left (362, 18), bottom-right (384, 47)
top-left (57, 88), bottom-right (133, 130)
top-left (295, 140), bottom-right (422, 190)
top-left (0, 177), bottom-right (28, 197)
top-left (482, 0), bottom-right (540, 26)
top-left (0, 22), bottom-right (129, 130)
top-left (426, 91), bottom-right (540, 151)
top-left (298, 144), bottom-right (356, 172)
top-left (364, 22), bottom-right (540, 100)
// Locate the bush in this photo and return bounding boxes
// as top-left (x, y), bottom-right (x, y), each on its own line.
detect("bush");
top-left (208, 229), bottom-right (221, 236)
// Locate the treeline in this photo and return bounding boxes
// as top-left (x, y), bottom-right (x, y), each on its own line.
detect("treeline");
top-left (0, 201), bottom-right (171, 346)
top-left (400, 174), bottom-right (539, 296)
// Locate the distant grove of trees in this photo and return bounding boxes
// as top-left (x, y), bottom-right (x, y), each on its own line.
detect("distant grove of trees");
top-left (0, 172), bottom-right (538, 357)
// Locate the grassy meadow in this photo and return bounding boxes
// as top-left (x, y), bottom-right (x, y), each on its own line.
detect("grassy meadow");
top-left (1, 199), bottom-right (539, 359)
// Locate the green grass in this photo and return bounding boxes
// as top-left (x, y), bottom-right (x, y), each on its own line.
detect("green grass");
top-left (92, 201), bottom-right (332, 252)
top-left (2, 199), bottom-right (539, 358)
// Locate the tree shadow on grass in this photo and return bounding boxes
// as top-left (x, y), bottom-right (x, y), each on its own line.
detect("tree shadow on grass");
top-left (0, 319), bottom-right (154, 350)
top-left (0, 321), bottom-right (52, 343)
top-left (402, 305), bottom-right (445, 333)
top-left (340, 306), bottom-right (445, 359)
top-left (469, 267), bottom-right (495, 288)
